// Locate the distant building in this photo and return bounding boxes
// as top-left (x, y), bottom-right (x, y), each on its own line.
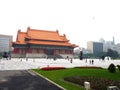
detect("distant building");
top-left (88, 37), bottom-right (120, 55)
top-left (0, 34), bottom-right (13, 53)
top-left (99, 37), bottom-right (116, 52)
top-left (12, 27), bottom-right (78, 58)
top-left (103, 41), bottom-right (114, 52)
top-left (87, 41), bottom-right (103, 54)
top-left (80, 47), bottom-right (91, 54)
top-left (112, 36), bottom-right (115, 45)
top-left (74, 47), bottom-right (91, 54)
top-left (99, 38), bottom-right (105, 44)
top-left (115, 44), bottom-right (120, 54)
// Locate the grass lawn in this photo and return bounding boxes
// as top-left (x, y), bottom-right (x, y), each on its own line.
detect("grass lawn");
top-left (33, 68), bottom-right (120, 90)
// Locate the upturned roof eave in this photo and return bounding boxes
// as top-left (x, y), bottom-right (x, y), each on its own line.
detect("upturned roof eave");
top-left (25, 37), bottom-right (69, 42)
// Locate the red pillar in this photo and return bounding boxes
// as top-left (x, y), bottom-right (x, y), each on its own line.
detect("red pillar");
top-left (13, 48), bottom-right (17, 54)
top-left (37, 49), bottom-right (40, 53)
top-left (44, 49), bottom-right (46, 54)
top-left (29, 48), bottom-right (32, 53)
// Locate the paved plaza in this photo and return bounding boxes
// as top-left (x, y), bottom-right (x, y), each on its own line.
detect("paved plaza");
top-left (0, 58), bottom-right (120, 70)
top-left (0, 70), bottom-right (63, 90)
top-left (0, 58), bottom-right (119, 90)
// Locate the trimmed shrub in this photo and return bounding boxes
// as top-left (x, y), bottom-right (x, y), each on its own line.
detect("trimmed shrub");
top-left (108, 63), bottom-right (116, 73)
top-left (117, 65), bottom-right (120, 71)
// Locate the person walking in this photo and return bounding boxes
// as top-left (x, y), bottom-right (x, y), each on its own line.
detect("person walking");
top-left (92, 59), bottom-right (94, 64)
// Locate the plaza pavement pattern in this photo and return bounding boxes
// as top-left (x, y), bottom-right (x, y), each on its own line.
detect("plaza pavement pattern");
top-left (0, 58), bottom-right (120, 90)
top-left (0, 58), bottom-right (120, 70)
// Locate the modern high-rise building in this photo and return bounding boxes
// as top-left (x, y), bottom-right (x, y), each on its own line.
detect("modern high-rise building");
top-left (113, 36), bottom-right (115, 45)
top-left (87, 41), bottom-right (103, 54)
top-left (0, 34), bottom-right (13, 53)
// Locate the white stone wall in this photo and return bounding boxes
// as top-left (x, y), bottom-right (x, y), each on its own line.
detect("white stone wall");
top-left (26, 53), bottom-right (47, 58)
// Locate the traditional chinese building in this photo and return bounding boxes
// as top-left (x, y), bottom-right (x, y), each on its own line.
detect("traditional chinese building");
top-left (12, 27), bottom-right (78, 58)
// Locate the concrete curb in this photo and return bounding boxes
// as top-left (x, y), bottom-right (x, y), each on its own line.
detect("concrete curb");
top-left (31, 70), bottom-right (66, 90)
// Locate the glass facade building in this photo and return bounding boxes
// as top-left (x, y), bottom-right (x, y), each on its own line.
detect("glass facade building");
top-left (87, 41), bottom-right (103, 54)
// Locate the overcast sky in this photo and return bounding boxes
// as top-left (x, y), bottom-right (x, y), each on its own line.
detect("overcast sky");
top-left (0, 0), bottom-right (120, 48)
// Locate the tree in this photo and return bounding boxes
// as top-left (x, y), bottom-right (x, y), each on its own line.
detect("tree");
top-left (79, 51), bottom-right (83, 60)
top-left (3, 52), bottom-right (8, 58)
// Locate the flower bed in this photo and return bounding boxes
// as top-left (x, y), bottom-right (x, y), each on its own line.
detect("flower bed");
top-left (64, 76), bottom-right (120, 90)
top-left (75, 66), bottom-right (103, 69)
top-left (41, 66), bottom-right (66, 70)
